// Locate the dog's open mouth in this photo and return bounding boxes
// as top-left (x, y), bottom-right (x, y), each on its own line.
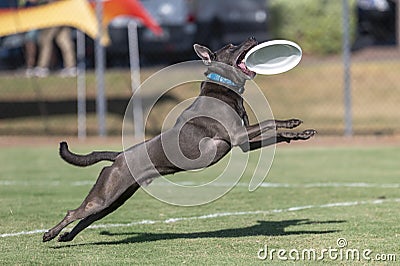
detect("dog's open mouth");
top-left (236, 47), bottom-right (256, 78)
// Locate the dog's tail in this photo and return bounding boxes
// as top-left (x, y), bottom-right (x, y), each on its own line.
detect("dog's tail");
top-left (59, 141), bottom-right (121, 167)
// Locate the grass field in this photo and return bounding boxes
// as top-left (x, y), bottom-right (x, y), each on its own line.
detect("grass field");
top-left (0, 139), bottom-right (399, 264)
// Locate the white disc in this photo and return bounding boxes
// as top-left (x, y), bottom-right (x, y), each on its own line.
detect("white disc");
top-left (244, 40), bottom-right (302, 75)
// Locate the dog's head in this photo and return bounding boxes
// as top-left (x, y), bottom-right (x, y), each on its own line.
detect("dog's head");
top-left (194, 37), bottom-right (258, 91)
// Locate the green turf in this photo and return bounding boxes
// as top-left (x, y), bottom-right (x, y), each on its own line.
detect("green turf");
top-left (0, 144), bottom-right (399, 264)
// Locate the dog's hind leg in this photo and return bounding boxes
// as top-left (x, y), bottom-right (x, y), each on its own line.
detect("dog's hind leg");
top-left (43, 156), bottom-right (136, 242)
top-left (57, 183), bottom-right (140, 242)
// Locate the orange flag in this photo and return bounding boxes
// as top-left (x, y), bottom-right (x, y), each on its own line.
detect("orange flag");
top-left (92, 0), bottom-right (162, 36)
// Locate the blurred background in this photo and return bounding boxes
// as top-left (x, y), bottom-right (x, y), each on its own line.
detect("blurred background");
top-left (0, 0), bottom-right (399, 137)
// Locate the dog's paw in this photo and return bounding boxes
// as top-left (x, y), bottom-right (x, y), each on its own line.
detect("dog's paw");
top-left (280, 129), bottom-right (317, 141)
top-left (288, 119), bottom-right (303, 129)
top-left (43, 231), bottom-right (56, 242)
top-left (301, 129), bottom-right (317, 139)
top-left (58, 232), bottom-right (73, 242)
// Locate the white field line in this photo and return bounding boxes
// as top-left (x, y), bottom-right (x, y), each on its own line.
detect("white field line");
top-left (1, 180), bottom-right (399, 189)
top-left (1, 198), bottom-right (399, 238)
top-left (171, 182), bottom-right (400, 189)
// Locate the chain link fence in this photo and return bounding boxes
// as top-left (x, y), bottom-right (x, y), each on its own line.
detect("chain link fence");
top-left (0, 0), bottom-right (399, 136)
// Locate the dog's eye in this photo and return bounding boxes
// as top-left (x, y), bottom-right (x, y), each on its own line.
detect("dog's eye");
top-left (222, 44), bottom-right (233, 50)
top-left (223, 44), bottom-right (235, 50)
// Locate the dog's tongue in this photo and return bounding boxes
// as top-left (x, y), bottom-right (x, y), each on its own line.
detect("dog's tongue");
top-left (238, 61), bottom-right (246, 70)
top-left (238, 60), bottom-right (255, 78)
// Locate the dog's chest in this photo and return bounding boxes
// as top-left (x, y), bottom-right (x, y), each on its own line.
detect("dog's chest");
top-left (177, 97), bottom-right (244, 132)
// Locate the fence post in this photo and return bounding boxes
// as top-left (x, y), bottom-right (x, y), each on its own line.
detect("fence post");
top-left (128, 20), bottom-right (145, 140)
top-left (342, 0), bottom-right (353, 136)
top-left (396, 0), bottom-right (400, 47)
top-left (76, 30), bottom-right (86, 139)
top-left (95, 0), bottom-right (107, 137)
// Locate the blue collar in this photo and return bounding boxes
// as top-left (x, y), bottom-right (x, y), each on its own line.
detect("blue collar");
top-left (206, 72), bottom-right (244, 94)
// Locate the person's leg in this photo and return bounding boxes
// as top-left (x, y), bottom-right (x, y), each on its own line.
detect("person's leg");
top-left (24, 31), bottom-right (37, 77)
top-left (35, 27), bottom-right (58, 77)
top-left (25, 41), bottom-right (36, 68)
top-left (24, 30), bottom-right (38, 67)
top-left (37, 27), bottom-right (58, 68)
top-left (56, 27), bottom-right (76, 68)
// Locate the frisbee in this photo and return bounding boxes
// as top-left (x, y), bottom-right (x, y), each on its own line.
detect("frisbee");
top-left (244, 40), bottom-right (302, 75)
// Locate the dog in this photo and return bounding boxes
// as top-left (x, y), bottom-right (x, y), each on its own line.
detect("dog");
top-left (43, 37), bottom-right (316, 242)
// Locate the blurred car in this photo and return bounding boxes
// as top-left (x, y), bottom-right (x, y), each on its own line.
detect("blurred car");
top-left (0, 34), bottom-right (25, 70)
top-left (353, 0), bottom-right (396, 49)
top-left (194, 0), bottom-right (269, 51)
top-left (107, 0), bottom-right (197, 66)
top-left (107, 0), bottom-right (269, 65)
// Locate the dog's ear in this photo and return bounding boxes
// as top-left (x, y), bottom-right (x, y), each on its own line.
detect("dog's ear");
top-left (193, 44), bottom-right (215, 65)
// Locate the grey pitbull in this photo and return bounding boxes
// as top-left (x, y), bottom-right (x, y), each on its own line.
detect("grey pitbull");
top-left (43, 37), bottom-right (316, 242)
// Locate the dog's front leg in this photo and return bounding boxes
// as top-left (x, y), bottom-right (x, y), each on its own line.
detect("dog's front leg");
top-left (246, 119), bottom-right (303, 139)
top-left (231, 119), bottom-right (275, 146)
top-left (241, 129), bottom-right (317, 151)
top-left (232, 119), bottom-right (303, 148)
